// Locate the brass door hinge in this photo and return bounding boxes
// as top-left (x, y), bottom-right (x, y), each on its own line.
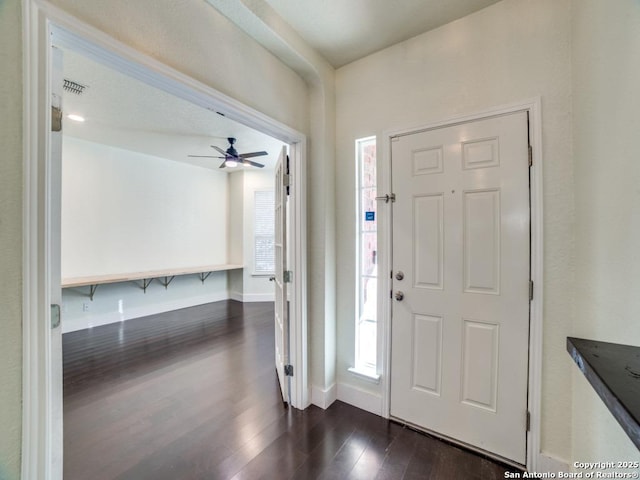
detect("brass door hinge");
top-left (51, 105), bottom-right (62, 132)
top-left (51, 304), bottom-right (61, 329)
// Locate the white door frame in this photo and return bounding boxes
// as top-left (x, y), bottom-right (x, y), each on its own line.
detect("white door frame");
top-left (379, 99), bottom-right (543, 470)
top-left (22, 1), bottom-right (308, 478)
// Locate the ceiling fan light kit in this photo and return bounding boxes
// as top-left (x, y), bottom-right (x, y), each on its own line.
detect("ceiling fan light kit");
top-left (188, 137), bottom-right (267, 169)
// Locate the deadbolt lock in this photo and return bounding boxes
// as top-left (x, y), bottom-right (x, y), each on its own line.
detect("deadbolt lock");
top-left (395, 271), bottom-right (404, 281)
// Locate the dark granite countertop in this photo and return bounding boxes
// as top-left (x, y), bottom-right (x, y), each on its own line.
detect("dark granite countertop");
top-left (567, 337), bottom-right (640, 450)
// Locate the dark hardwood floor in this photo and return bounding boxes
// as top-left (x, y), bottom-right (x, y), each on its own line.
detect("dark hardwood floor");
top-left (63, 300), bottom-right (519, 479)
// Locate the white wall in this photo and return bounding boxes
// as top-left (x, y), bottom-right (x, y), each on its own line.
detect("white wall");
top-left (571, 0), bottom-right (640, 466)
top-left (228, 170), bottom-right (245, 296)
top-left (60, 138), bottom-right (280, 330)
top-left (335, 0), bottom-right (574, 463)
top-left (61, 136), bottom-right (232, 331)
top-left (62, 136), bottom-right (228, 277)
top-left (0, 0), bottom-right (24, 477)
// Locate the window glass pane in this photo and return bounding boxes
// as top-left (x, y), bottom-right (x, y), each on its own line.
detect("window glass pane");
top-left (357, 317), bottom-right (377, 368)
top-left (362, 143), bottom-right (376, 188)
top-left (360, 232), bottom-right (377, 277)
top-left (360, 274), bottom-right (377, 322)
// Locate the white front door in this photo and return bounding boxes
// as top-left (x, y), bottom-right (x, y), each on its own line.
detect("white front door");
top-left (274, 146), bottom-right (290, 404)
top-left (389, 111), bottom-right (530, 464)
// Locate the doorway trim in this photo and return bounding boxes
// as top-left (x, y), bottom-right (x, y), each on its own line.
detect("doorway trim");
top-left (22, 1), bottom-right (308, 478)
top-left (379, 98), bottom-right (543, 470)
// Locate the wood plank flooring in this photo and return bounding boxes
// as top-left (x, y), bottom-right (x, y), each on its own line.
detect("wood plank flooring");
top-left (63, 300), bottom-right (520, 479)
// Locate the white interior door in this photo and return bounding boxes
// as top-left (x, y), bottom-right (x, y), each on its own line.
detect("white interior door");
top-left (389, 111), bottom-right (530, 464)
top-left (274, 146), bottom-right (289, 404)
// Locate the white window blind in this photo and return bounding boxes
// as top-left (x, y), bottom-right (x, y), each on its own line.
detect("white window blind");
top-left (254, 190), bottom-right (275, 274)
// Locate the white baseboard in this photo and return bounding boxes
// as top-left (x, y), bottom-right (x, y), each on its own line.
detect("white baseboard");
top-left (311, 383), bottom-right (337, 410)
top-left (336, 382), bottom-right (383, 416)
top-left (245, 293), bottom-right (275, 302)
top-left (230, 292), bottom-right (275, 302)
top-left (228, 291), bottom-right (244, 302)
top-left (535, 452), bottom-right (570, 474)
top-left (62, 291), bottom-right (229, 333)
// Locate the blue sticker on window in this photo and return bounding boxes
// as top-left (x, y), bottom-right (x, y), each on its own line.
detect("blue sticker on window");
top-left (365, 211), bottom-right (375, 222)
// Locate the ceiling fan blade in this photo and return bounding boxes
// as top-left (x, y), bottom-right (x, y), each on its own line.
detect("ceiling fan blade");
top-left (219, 160), bottom-right (227, 168)
top-left (242, 159), bottom-right (265, 168)
top-left (188, 155), bottom-right (223, 158)
top-left (212, 146), bottom-right (228, 156)
top-left (239, 151), bottom-right (268, 159)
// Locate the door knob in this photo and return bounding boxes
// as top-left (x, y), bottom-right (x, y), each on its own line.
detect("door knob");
top-left (395, 271), bottom-right (404, 281)
top-left (395, 291), bottom-right (404, 301)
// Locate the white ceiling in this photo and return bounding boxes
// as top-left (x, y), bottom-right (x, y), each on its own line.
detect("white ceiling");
top-left (62, 48), bottom-right (286, 172)
top-left (263, 0), bottom-right (502, 67)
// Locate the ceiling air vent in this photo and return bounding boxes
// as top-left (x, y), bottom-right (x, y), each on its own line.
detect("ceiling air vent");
top-left (63, 79), bottom-right (87, 95)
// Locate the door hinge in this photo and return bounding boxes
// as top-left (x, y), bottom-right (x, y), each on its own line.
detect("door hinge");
top-left (526, 411), bottom-right (531, 431)
top-left (285, 156), bottom-right (291, 195)
top-left (283, 270), bottom-right (293, 283)
top-left (51, 105), bottom-right (62, 132)
top-left (51, 304), bottom-right (61, 329)
top-left (529, 280), bottom-right (534, 301)
top-left (528, 145), bottom-right (533, 167)
top-left (284, 364), bottom-right (294, 377)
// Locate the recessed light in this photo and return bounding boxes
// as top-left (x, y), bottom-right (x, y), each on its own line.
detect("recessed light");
top-left (67, 114), bottom-right (85, 122)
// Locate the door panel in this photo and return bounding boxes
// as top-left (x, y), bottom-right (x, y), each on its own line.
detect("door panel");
top-left (414, 194), bottom-right (444, 289)
top-left (463, 189), bottom-right (500, 294)
top-left (274, 146), bottom-right (289, 404)
top-left (390, 111), bottom-right (530, 464)
top-left (411, 313), bottom-right (443, 395)
top-left (461, 319), bottom-right (499, 411)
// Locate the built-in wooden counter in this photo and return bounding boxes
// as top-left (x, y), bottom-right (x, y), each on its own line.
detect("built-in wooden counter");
top-left (567, 337), bottom-right (640, 450)
top-left (62, 264), bottom-right (243, 300)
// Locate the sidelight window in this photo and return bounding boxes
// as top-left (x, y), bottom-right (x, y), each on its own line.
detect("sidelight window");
top-left (352, 136), bottom-right (379, 379)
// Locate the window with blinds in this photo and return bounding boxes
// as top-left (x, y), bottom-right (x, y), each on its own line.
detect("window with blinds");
top-left (254, 190), bottom-right (275, 274)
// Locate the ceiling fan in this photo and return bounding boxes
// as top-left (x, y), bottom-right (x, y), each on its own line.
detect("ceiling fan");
top-left (188, 137), bottom-right (267, 168)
